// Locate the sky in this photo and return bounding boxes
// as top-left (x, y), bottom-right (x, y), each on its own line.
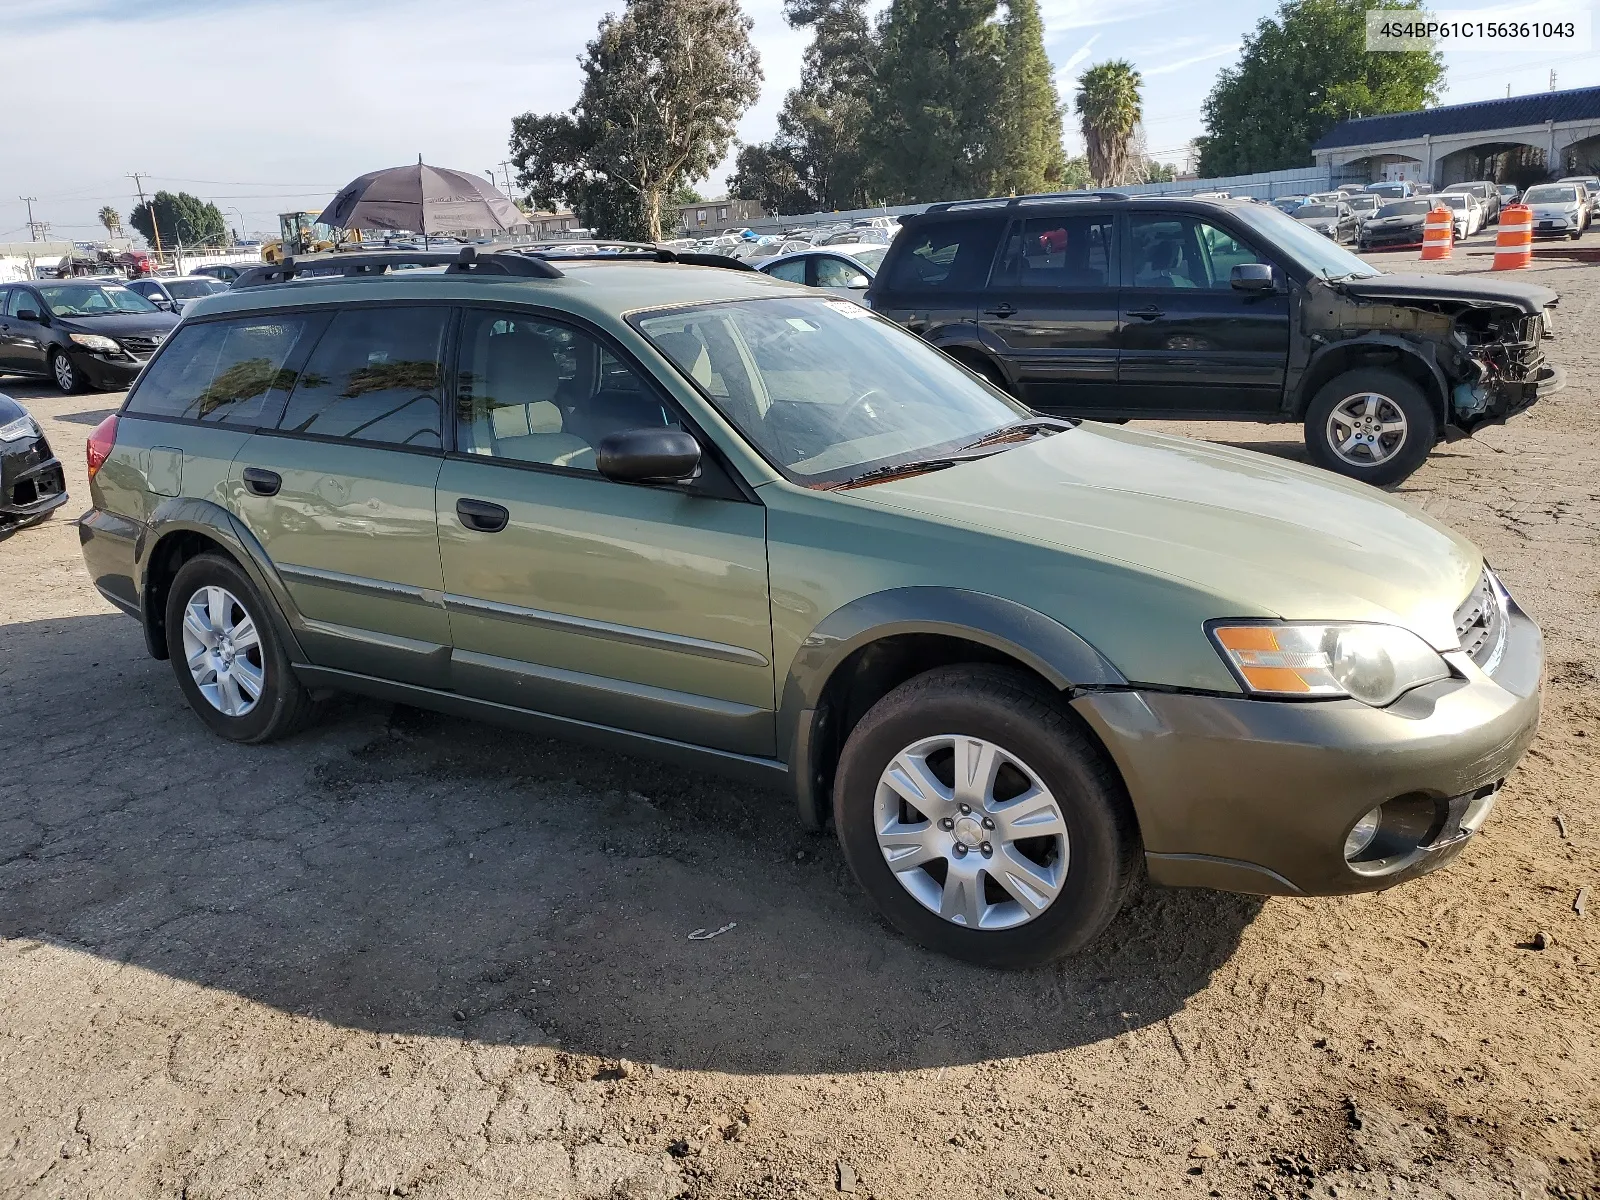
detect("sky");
top-left (2, 0), bottom-right (1596, 244)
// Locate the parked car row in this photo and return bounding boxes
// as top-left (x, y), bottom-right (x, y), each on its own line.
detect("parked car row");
top-left (68, 237), bottom-right (1547, 966)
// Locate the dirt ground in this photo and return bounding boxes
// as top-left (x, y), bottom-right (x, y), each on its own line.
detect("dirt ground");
top-left (1, 246), bottom-right (1596, 1200)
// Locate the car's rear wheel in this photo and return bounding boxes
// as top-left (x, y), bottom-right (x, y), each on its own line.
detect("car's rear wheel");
top-left (1303, 368), bottom-right (1437, 486)
top-left (832, 665), bottom-right (1138, 968)
top-left (50, 350), bottom-right (81, 394)
top-left (164, 553), bottom-right (316, 743)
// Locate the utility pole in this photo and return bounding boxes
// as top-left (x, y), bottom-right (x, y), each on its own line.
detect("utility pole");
top-left (1549, 69), bottom-right (1557, 92)
top-left (127, 172), bottom-right (163, 255)
top-left (496, 161), bottom-right (517, 200)
top-left (18, 196), bottom-right (47, 241)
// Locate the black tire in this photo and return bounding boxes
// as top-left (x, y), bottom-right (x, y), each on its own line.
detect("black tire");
top-left (164, 552), bottom-right (316, 743)
top-left (1303, 367), bottom-right (1438, 487)
top-left (955, 353), bottom-right (1014, 397)
top-left (832, 665), bottom-right (1139, 969)
top-left (50, 350), bottom-right (82, 394)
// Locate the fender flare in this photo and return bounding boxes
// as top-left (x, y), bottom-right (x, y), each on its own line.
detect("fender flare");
top-left (1296, 336), bottom-right (1451, 424)
top-left (136, 497), bottom-right (306, 663)
top-left (777, 587), bottom-right (1126, 830)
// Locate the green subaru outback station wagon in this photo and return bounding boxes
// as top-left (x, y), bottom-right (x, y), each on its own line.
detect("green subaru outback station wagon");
top-left (78, 246), bottom-right (1542, 967)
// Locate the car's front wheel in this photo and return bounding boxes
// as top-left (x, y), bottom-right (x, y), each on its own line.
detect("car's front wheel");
top-left (50, 350), bottom-right (81, 394)
top-left (164, 553), bottom-right (317, 743)
top-left (1303, 368), bottom-right (1437, 486)
top-left (832, 665), bottom-right (1139, 968)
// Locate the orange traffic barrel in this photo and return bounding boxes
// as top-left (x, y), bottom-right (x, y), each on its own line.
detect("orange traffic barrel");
top-left (1420, 205), bottom-right (1453, 259)
top-left (1493, 203), bottom-right (1533, 270)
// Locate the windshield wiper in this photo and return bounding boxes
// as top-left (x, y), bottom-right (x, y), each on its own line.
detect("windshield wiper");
top-left (958, 416), bottom-right (1075, 452)
top-left (827, 455), bottom-right (986, 490)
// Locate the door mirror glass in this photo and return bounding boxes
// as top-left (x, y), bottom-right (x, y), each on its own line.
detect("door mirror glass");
top-left (15, 308), bottom-right (39, 322)
top-left (152, 296), bottom-right (174, 309)
top-left (1231, 263), bottom-right (1275, 292)
top-left (596, 427), bottom-right (701, 483)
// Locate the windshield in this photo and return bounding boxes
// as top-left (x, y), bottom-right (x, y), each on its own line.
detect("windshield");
top-left (1350, 196), bottom-right (1378, 210)
top-left (37, 284), bottom-right (159, 315)
top-left (1231, 204), bottom-right (1380, 279)
top-left (636, 296), bottom-right (1029, 486)
top-left (1524, 186), bottom-right (1578, 204)
top-left (1442, 196), bottom-right (1468, 209)
top-left (1378, 200), bottom-right (1432, 218)
top-left (166, 279), bottom-right (224, 299)
top-left (1296, 205), bottom-right (1338, 218)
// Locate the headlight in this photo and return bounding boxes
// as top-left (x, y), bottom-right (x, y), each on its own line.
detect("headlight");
top-left (0, 414), bottom-right (37, 442)
top-left (68, 333), bottom-right (121, 354)
top-left (1209, 622), bottom-right (1451, 707)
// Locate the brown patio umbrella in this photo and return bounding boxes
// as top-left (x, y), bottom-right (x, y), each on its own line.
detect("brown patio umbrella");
top-left (319, 158), bottom-right (525, 239)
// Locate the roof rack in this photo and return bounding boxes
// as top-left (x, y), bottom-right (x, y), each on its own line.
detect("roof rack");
top-left (496, 241), bottom-right (757, 272)
top-left (233, 246), bottom-right (564, 288)
top-left (922, 191), bottom-right (1130, 214)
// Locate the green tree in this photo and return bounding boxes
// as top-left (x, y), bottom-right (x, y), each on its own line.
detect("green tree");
top-left (1075, 61), bottom-right (1143, 187)
top-left (1145, 161), bottom-right (1179, 183)
top-left (731, 0), bottom-right (876, 215)
top-left (97, 206), bottom-right (121, 238)
top-left (1061, 155), bottom-right (1092, 190)
top-left (1196, 0), bottom-right (1444, 176)
top-left (127, 191), bottom-right (227, 248)
top-left (869, 0), bottom-right (1005, 203)
top-left (509, 0), bottom-right (762, 241)
top-left (989, 0), bottom-right (1067, 194)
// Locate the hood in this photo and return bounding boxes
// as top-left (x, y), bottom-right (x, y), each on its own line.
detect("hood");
top-left (55, 310), bottom-right (181, 338)
top-left (852, 423), bottom-right (1482, 652)
top-left (1338, 272), bottom-right (1557, 314)
top-left (1367, 213), bottom-right (1426, 226)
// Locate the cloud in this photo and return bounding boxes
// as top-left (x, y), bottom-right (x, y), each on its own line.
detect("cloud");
top-left (1143, 42), bottom-right (1241, 77)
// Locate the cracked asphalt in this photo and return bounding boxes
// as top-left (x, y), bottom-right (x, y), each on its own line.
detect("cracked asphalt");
top-left (1, 249), bottom-right (1596, 1199)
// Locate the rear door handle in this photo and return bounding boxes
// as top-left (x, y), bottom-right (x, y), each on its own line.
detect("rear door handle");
top-left (984, 303), bottom-right (1016, 317)
top-left (242, 467), bottom-right (281, 496)
top-left (1127, 305), bottom-right (1164, 320)
top-left (456, 497), bottom-right (509, 533)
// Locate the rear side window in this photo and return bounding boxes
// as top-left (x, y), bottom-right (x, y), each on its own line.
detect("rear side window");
top-left (766, 259), bottom-right (807, 284)
top-left (278, 306), bottom-right (448, 449)
top-left (124, 314), bottom-right (315, 425)
top-left (991, 216), bottom-right (1114, 289)
top-left (882, 219), bottom-right (1001, 292)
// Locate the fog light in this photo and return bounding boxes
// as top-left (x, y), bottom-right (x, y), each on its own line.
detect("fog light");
top-left (1344, 806), bottom-right (1382, 861)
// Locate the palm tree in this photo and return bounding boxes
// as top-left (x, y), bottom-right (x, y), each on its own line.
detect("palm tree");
top-left (1075, 60), bottom-right (1143, 187)
top-left (98, 206), bottom-right (121, 238)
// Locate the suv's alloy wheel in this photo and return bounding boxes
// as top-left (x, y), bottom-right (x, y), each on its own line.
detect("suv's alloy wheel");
top-left (164, 553), bottom-right (318, 743)
top-left (833, 665), bottom-right (1138, 968)
top-left (1304, 368), bottom-right (1436, 486)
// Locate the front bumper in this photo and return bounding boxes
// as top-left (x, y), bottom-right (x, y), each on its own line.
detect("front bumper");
top-left (1359, 226), bottom-right (1426, 249)
top-left (1531, 213), bottom-right (1582, 236)
top-left (0, 432), bottom-right (69, 527)
top-left (72, 348), bottom-right (146, 391)
top-left (1072, 598), bottom-right (1542, 897)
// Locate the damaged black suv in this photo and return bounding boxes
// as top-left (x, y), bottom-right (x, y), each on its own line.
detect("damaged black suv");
top-left (869, 194), bottom-right (1561, 484)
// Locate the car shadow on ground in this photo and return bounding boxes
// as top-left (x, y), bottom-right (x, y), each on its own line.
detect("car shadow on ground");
top-left (2, 613), bottom-right (1264, 1078)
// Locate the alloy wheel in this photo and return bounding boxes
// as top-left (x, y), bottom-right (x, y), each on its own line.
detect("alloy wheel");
top-left (180, 585), bottom-right (265, 717)
top-left (873, 734), bottom-right (1069, 930)
top-left (1326, 392), bottom-right (1408, 466)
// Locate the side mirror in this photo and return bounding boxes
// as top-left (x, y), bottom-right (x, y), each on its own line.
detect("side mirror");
top-left (846, 273), bottom-right (869, 289)
top-left (596, 427), bottom-right (701, 484)
top-left (15, 308), bottom-right (39, 322)
top-left (1231, 263), bottom-right (1275, 292)
top-left (151, 296), bottom-right (174, 310)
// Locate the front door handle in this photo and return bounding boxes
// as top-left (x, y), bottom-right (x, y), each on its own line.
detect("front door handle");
top-left (242, 467), bottom-right (281, 496)
top-left (984, 303), bottom-right (1016, 318)
top-left (1127, 305), bottom-right (1164, 320)
top-left (456, 497), bottom-right (509, 533)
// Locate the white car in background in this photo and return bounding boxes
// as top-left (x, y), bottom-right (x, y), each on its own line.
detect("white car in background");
top-left (1436, 192), bottom-right (1481, 239)
top-left (757, 242), bottom-right (888, 299)
top-left (1522, 183), bottom-right (1590, 239)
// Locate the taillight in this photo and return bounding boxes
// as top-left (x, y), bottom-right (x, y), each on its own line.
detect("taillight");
top-left (87, 413), bottom-right (118, 479)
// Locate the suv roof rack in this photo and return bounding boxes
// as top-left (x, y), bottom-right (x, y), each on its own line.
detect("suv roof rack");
top-left (922, 191), bottom-right (1130, 214)
top-left (233, 246), bottom-right (564, 288)
top-left (497, 241), bottom-right (758, 271)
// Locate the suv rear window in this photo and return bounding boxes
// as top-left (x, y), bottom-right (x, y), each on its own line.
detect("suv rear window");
top-left (881, 219), bottom-right (1001, 292)
top-left (125, 314), bottom-right (315, 425)
top-left (277, 306), bottom-right (448, 449)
